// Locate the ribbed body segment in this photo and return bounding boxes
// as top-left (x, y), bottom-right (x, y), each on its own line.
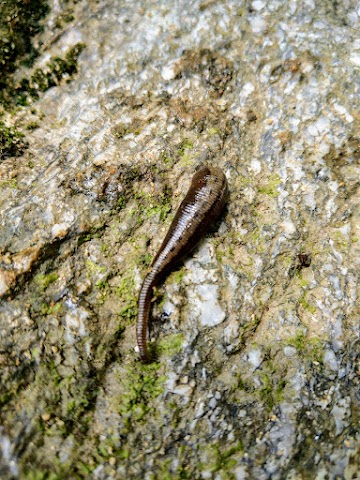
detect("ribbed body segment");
top-left (136, 166), bottom-right (228, 362)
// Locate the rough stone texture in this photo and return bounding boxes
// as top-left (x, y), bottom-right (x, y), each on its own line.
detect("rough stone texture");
top-left (0, 1), bottom-right (359, 479)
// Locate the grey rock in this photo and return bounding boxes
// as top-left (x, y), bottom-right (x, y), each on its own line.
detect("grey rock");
top-left (0, 0), bottom-right (359, 479)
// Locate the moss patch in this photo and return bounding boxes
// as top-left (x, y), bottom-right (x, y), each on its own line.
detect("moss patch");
top-left (257, 174), bottom-right (282, 197)
top-left (0, 0), bottom-right (49, 86)
top-left (12, 43), bottom-right (86, 106)
top-left (114, 273), bottom-right (138, 323)
top-left (156, 333), bottom-right (184, 357)
top-left (133, 187), bottom-right (172, 223)
top-left (34, 272), bottom-right (58, 291)
top-left (23, 471), bottom-right (60, 480)
top-left (117, 361), bottom-right (166, 426)
top-left (286, 331), bottom-right (324, 363)
top-left (200, 442), bottom-right (243, 478)
top-left (0, 120), bottom-right (27, 159)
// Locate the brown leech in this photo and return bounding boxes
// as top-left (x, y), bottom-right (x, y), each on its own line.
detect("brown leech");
top-left (136, 166), bottom-right (228, 362)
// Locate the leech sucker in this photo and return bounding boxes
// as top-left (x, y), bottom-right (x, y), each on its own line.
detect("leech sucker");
top-left (136, 166), bottom-right (228, 362)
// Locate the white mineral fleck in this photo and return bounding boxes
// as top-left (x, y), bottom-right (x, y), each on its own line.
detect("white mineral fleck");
top-left (195, 401), bottom-right (206, 418)
top-left (51, 223), bottom-right (70, 239)
top-left (304, 0), bottom-right (315, 8)
top-left (161, 63), bottom-right (177, 81)
top-left (234, 466), bottom-right (249, 480)
top-left (307, 117), bottom-right (330, 137)
top-left (248, 348), bottom-right (263, 369)
top-left (331, 397), bottom-right (350, 436)
top-left (284, 346), bottom-right (297, 357)
top-left (64, 306), bottom-right (89, 344)
top-left (323, 349), bottom-right (338, 372)
top-left (333, 103), bottom-right (354, 123)
top-left (349, 50), bottom-right (360, 67)
top-left (249, 15), bottom-right (267, 34)
top-left (252, 1), bottom-right (265, 11)
top-left (171, 384), bottom-right (193, 398)
top-left (191, 284), bottom-right (226, 327)
top-left (281, 219), bottom-right (296, 237)
top-left (241, 82), bottom-right (255, 101)
top-left (250, 158), bottom-right (262, 175)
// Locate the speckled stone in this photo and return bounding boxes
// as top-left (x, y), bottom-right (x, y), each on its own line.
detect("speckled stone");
top-left (0, 0), bottom-right (359, 478)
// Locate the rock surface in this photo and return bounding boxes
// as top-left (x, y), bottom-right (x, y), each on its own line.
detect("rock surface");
top-left (0, 0), bottom-right (359, 479)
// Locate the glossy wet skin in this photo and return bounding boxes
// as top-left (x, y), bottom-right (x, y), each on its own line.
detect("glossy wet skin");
top-left (136, 166), bottom-right (228, 362)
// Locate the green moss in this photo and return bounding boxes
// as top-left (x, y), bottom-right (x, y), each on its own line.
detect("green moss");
top-left (298, 294), bottom-right (316, 314)
top-left (94, 277), bottom-right (109, 290)
top-left (141, 194), bottom-right (171, 221)
top-left (85, 260), bottom-right (107, 276)
top-left (40, 302), bottom-right (62, 316)
top-left (115, 274), bottom-right (136, 297)
top-left (160, 150), bottom-right (173, 166)
top-left (0, 0), bottom-right (49, 86)
top-left (231, 373), bottom-right (249, 393)
top-left (232, 352), bottom-right (287, 411)
top-left (33, 360), bottom-right (98, 439)
top-left (177, 138), bottom-right (194, 156)
top-left (96, 436), bottom-right (130, 463)
top-left (26, 121), bottom-right (40, 130)
top-left (168, 267), bottom-right (185, 285)
top-left (159, 446), bottom-right (194, 479)
top-left (243, 315), bottom-right (261, 335)
top-left (258, 373), bottom-right (286, 410)
top-left (73, 462), bottom-right (94, 477)
top-left (133, 187), bottom-right (172, 224)
top-left (118, 362), bottom-right (166, 424)
top-left (148, 457), bottom-right (195, 480)
top-left (287, 331), bottom-right (306, 351)
top-left (23, 471), bottom-right (60, 480)
top-left (77, 224), bottom-right (105, 247)
top-left (112, 120), bottom-right (141, 138)
top-left (307, 338), bottom-right (325, 363)
top-left (257, 174), bottom-right (282, 197)
top-left (237, 176), bottom-right (253, 188)
top-left (157, 333), bottom-right (184, 356)
top-left (201, 442), bottom-right (243, 477)
top-left (55, 11), bottom-right (75, 29)
top-left (0, 121), bottom-right (26, 159)
top-left (247, 228), bottom-right (266, 254)
top-left (0, 391), bottom-right (13, 407)
top-left (177, 138), bottom-right (194, 167)
top-left (207, 127), bottom-right (220, 135)
top-left (139, 252), bottom-right (153, 267)
top-left (0, 178), bottom-right (18, 188)
top-left (34, 272), bottom-right (58, 291)
top-left (297, 276), bottom-right (308, 288)
top-left (274, 379), bottom-right (286, 403)
top-left (13, 43), bottom-right (86, 105)
top-left (114, 274), bottom-right (138, 323)
top-left (100, 243), bottom-right (109, 253)
top-left (118, 300), bottom-right (137, 322)
top-left (286, 331), bottom-right (324, 363)
top-left (178, 153), bottom-right (195, 167)
top-left (116, 194), bottom-right (127, 211)
top-left (333, 231), bottom-right (349, 252)
top-left (154, 464), bottom-right (173, 480)
top-left (48, 302), bottom-right (62, 315)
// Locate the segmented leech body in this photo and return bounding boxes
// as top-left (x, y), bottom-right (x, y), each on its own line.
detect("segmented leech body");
top-left (136, 166), bottom-right (228, 362)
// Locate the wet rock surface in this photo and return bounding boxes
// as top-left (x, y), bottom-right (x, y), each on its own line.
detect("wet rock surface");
top-left (0, 0), bottom-right (359, 479)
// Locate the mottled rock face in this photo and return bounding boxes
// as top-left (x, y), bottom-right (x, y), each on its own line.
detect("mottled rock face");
top-left (0, 0), bottom-right (359, 479)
